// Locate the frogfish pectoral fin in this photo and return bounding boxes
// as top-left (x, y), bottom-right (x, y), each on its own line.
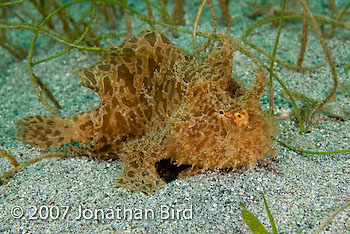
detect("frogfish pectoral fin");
top-left (115, 148), bottom-right (166, 195)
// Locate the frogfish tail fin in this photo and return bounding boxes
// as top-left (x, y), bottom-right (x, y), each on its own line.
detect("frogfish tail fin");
top-left (16, 115), bottom-right (77, 150)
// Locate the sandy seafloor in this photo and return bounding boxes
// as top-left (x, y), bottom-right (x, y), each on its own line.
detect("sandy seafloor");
top-left (0, 0), bottom-right (349, 233)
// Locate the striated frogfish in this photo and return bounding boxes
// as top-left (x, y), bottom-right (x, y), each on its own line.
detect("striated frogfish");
top-left (17, 31), bottom-right (275, 195)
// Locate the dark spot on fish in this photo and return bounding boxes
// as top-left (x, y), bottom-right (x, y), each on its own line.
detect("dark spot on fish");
top-left (123, 48), bottom-right (135, 57)
top-left (98, 64), bottom-right (111, 72)
top-left (83, 70), bottom-right (97, 84)
top-left (144, 31), bottom-right (156, 46)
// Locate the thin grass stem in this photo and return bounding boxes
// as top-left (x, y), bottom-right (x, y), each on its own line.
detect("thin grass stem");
top-left (268, 0), bottom-right (287, 115)
top-left (273, 136), bottom-right (350, 155)
top-left (300, 0), bottom-right (338, 129)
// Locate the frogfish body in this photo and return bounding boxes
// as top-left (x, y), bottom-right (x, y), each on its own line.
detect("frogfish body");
top-left (17, 31), bottom-right (275, 195)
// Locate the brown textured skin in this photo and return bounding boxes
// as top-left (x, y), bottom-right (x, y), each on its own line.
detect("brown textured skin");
top-left (16, 31), bottom-right (275, 195)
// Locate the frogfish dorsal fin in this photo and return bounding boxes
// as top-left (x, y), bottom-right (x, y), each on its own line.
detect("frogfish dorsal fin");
top-left (74, 30), bottom-right (185, 97)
